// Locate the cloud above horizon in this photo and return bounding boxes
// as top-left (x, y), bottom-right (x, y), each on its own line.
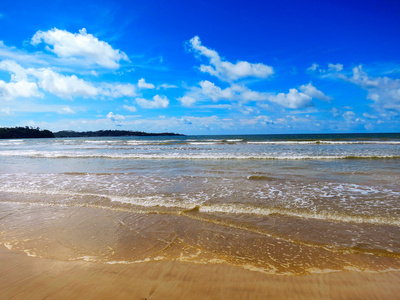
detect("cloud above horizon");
top-left (135, 94), bottom-right (169, 109)
top-left (188, 36), bottom-right (274, 82)
top-left (309, 63), bottom-right (400, 112)
top-left (31, 28), bottom-right (129, 69)
top-left (0, 17), bottom-right (398, 134)
top-left (0, 60), bottom-right (136, 100)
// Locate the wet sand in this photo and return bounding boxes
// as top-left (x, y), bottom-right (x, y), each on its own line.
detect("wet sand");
top-left (1, 246), bottom-right (400, 299)
top-left (1, 202), bottom-right (400, 299)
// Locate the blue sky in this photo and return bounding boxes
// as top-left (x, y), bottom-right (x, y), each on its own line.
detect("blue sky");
top-left (0, 0), bottom-right (399, 134)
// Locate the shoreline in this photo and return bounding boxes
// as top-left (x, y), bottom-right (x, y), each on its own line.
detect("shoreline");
top-left (1, 246), bottom-right (400, 299)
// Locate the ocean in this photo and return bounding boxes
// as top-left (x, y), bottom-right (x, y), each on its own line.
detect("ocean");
top-left (0, 133), bottom-right (399, 275)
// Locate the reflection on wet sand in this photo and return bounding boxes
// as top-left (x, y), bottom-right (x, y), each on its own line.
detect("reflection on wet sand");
top-left (1, 202), bottom-right (399, 276)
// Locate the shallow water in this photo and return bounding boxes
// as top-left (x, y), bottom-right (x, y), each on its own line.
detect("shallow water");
top-left (0, 133), bottom-right (399, 274)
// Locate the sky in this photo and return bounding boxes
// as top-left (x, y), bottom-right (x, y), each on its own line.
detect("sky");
top-left (0, 0), bottom-right (400, 134)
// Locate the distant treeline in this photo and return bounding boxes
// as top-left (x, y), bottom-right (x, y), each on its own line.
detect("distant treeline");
top-left (0, 127), bottom-right (184, 139)
top-left (0, 127), bottom-right (54, 139)
top-left (54, 130), bottom-right (184, 137)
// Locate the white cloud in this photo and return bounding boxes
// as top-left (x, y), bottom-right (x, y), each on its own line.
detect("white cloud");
top-left (202, 104), bottom-right (232, 109)
top-left (328, 63), bottom-right (343, 72)
top-left (362, 112), bottom-right (378, 119)
top-left (0, 41), bottom-right (48, 66)
top-left (343, 111), bottom-right (356, 122)
top-left (30, 68), bottom-right (98, 99)
top-left (331, 107), bottom-right (340, 117)
top-left (0, 59), bottom-right (97, 99)
top-left (310, 63), bottom-right (400, 112)
top-left (0, 80), bottom-right (41, 100)
top-left (185, 80), bottom-right (323, 111)
top-left (188, 36), bottom-right (273, 82)
top-left (31, 28), bottom-right (129, 69)
top-left (58, 106), bottom-right (75, 114)
top-left (0, 60), bottom-right (29, 81)
top-left (107, 112), bottom-right (125, 125)
top-left (199, 80), bottom-right (234, 101)
top-left (158, 83), bottom-right (178, 89)
top-left (100, 83), bottom-right (136, 98)
top-left (307, 63), bottom-right (344, 77)
top-left (0, 60), bottom-right (42, 100)
top-left (231, 84), bottom-right (268, 102)
top-left (347, 65), bottom-right (400, 111)
top-left (137, 78), bottom-right (155, 89)
top-left (267, 88), bottom-right (313, 109)
top-left (178, 96), bottom-right (196, 107)
top-left (299, 82), bottom-right (332, 101)
top-left (0, 60), bottom-right (138, 100)
top-left (307, 63), bottom-right (319, 72)
top-left (123, 105), bottom-right (137, 112)
top-left (136, 94), bottom-right (169, 109)
top-left (349, 65), bottom-right (379, 88)
top-left (184, 81), bottom-right (268, 107)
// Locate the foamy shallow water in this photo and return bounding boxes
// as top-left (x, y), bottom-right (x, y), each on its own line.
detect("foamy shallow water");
top-left (0, 133), bottom-right (399, 274)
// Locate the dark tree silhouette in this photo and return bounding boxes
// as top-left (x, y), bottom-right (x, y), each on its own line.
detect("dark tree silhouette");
top-left (53, 130), bottom-right (184, 137)
top-left (0, 127), bottom-right (54, 139)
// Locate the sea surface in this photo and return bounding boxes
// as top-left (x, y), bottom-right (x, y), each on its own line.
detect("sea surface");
top-left (0, 133), bottom-right (399, 275)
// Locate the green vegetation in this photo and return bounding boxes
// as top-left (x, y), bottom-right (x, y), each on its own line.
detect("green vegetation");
top-left (0, 127), bottom-right (184, 139)
top-left (54, 130), bottom-right (184, 137)
top-left (0, 127), bottom-right (54, 139)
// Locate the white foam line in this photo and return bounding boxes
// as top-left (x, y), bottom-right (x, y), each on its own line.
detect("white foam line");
top-left (0, 188), bottom-right (195, 210)
top-left (197, 203), bottom-right (400, 226)
top-left (247, 141), bottom-right (400, 145)
top-left (0, 151), bottom-right (399, 160)
top-left (1, 188), bottom-right (399, 227)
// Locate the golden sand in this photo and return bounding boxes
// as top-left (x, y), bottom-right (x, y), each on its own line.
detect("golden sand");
top-left (1, 202), bottom-right (400, 299)
top-left (1, 246), bottom-right (400, 299)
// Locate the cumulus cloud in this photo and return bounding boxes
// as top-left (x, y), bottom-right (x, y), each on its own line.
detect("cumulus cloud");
top-left (299, 83), bottom-right (332, 101)
top-left (199, 80), bottom-right (234, 101)
top-left (0, 60), bottom-right (29, 81)
top-left (188, 36), bottom-right (273, 82)
top-left (107, 112), bottom-right (125, 125)
top-left (0, 60), bottom-right (42, 100)
top-left (349, 65), bottom-right (380, 88)
top-left (178, 96), bottom-right (196, 107)
top-left (31, 68), bottom-right (98, 99)
top-left (136, 94), bottom-right (169, 109)
top-left (231, 85), bottom-right (268, 102)
top-left (0, 59), bottom-right (97, 99)
top-left (31, 28), bottom-right (129, 68)
top-left (0, 80), bottom-right (41, 100)
top-left (0, 59), bottom-right (138, 100)
top-left (266, 89), bottom-right (313, 109)
top-left (185, 79), bottom-right (325, 110)
top-left (309, 63), bottom-right (400, 112)
top-left (346, 65), bottom-right (400, 111)
top-left (137, 78), bottom-right (155, 89)
top-left (185, 81), bottom-right (266, 105)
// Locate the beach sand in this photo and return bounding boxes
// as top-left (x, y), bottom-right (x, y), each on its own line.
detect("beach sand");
top-left (1, 246), bottom-right (400, 299)
top-left (1, 202), bottom-right (400, 299)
